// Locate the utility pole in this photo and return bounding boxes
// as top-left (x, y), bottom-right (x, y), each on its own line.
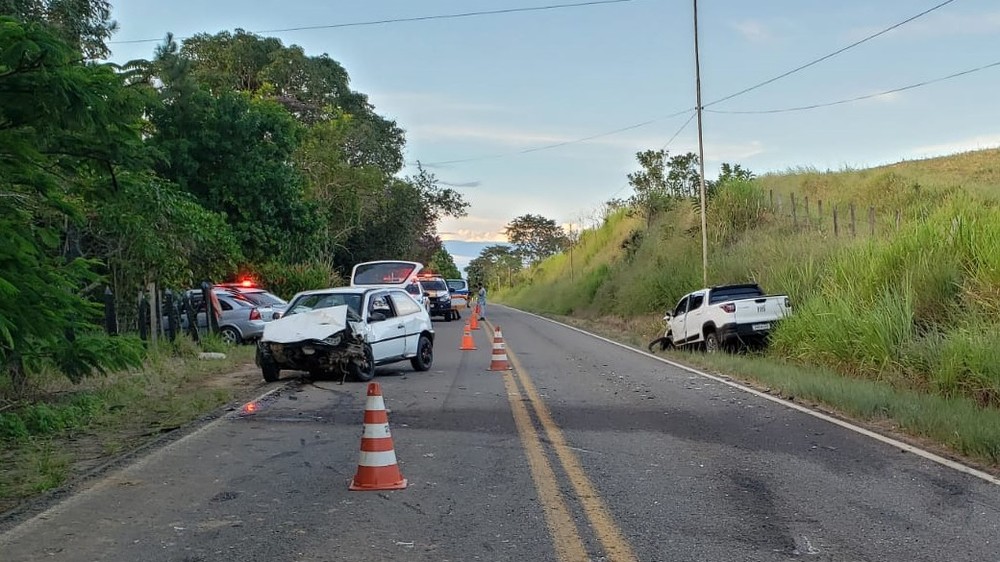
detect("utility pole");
top-left (693, 0), bottom-right (709, 287)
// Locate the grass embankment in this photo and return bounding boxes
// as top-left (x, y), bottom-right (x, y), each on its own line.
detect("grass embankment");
top-left (0, 338), bottom-right (258, 513)
top-left (499, 149), bottom-right (1000, 468)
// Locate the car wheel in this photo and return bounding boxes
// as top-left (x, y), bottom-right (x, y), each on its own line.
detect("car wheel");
top-left (349, 344), bottom-right (376, 382)
top-left (256, 346), bottom-right (281, 382)
top-left (410, 335), bottom-right (433, 372)
top-left (219, 326), bottom-right (241, 345)
top-left (705, 332), bottom-right (720, 354)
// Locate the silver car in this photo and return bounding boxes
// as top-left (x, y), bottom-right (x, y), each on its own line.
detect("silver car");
top-left (177, 290), bottom-right (271, 344)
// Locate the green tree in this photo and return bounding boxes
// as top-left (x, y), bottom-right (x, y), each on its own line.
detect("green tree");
top-left (180, 30), bottom-right (406, 175)
top-left (466, 245), bottom-right (521, 289)
top-left (428, 248), bottom-right (461, 279)
top-left (504, 214), bottom-right (569, 265)
top-left (148, 43), bottom-right (322, 264)
top-left (0, 17), bottom-right (144, 389)
top-left (627, 149), bottom-right (670, 227)
top-left (0, 0), bottom-right (117, 58)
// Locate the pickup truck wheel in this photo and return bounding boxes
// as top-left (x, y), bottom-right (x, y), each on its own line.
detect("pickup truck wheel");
top-left (410, 335), bottom-right (433, 371)
top-left (704, 332), bottom-right (721, 354)
top-left (349, 344), bottom-right (376, 382)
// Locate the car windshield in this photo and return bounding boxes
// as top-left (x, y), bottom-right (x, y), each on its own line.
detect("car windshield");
top-left (446, 280), bottom-right (467, 291)
top-left (421, 279), bottom-right (449, 292)
top-left (285, 293), bottom-right (363, 320)
top-left (240, 291), bottom-right (287, 307)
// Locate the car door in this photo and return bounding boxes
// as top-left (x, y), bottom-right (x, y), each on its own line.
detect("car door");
top-left (365, 291), bottom-right (406, 361)
top-left (682, 292), bottom-right (707, 342)
top-left (389, 290), bottom-right (425, 356)
top-left (668, 295), bottom-right (690, 343)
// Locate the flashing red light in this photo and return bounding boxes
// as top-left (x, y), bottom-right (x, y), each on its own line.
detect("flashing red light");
top-left (241, 279), bottom-right (253, 287)
top-left (242, 402), bottom-right (258, 414)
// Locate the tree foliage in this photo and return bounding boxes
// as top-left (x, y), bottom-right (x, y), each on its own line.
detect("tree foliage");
top-left (428, 248), bottom-right (462, 280)
top-left (0, 17), bottom-right (144, 389)
top-left (0, 0), bottom-right (117, 58)
top-left (466, 245), bottom-right (522, 289)
top-left (504, 214), bottom-right (569, 265)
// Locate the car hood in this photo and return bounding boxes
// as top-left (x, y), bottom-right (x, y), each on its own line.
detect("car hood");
top-left (262, 305), bottom-right (353, 344)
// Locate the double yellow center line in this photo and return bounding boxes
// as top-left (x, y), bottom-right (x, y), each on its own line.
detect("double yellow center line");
top-left (489, 321), bottom-right (638, 562)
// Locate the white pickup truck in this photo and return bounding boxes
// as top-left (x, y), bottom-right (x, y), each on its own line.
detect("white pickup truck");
top-left (649, 283), bottom-right (791, 353)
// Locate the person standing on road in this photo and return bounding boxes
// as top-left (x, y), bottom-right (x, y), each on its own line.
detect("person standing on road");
top-left (476, 284), bottom-right (487, 320)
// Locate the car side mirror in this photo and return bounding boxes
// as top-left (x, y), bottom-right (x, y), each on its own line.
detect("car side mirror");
top-left (663, 312), bottom-right (672, 321)
top-left (423, 292), bottom-right (430, 298)
top-left (369, 311), bottom-right (386, 322)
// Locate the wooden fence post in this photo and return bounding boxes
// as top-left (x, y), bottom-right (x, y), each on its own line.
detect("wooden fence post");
top-left (833, 205), bottom-right (839, 237)
top-left (868, 206), bottom-right (876, 236)
top-left (769, 189), bottom-right (774, 209)
top-left (791, 193), bottom-right (798, 227)
top-left (818, 200), bottom-right (824, 225)
top-left (849, 203), bottom-right (857, 238)
top-left (804, 196), bottom-right (810, 227)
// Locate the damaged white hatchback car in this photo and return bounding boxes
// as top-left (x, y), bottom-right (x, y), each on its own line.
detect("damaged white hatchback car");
top-left (255, 284), bottom-right (435, 383)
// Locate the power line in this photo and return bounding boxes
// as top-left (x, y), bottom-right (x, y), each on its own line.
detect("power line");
top-left (660, 111), bottom-right (697, 150)
top-left (706, 59), bottom-right (1000, 115)
top-left (109, 0), bottom-right (636, 45)
top-left (704, 0), bottom-right (958, 108)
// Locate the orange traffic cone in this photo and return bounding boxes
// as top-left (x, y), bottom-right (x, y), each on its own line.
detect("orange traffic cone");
top-left (470, 307), bottom-right (480, 330)
top-left (488, 325), bottom-right (510, 371)
top-left (460, 322), bottom-right (477, 351)
top-left (350, 383), bottom-right (407, 491)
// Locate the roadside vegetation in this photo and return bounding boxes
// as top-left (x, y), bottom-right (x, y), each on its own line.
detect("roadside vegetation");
top-left (489, 148), bottom-right (1000, 468)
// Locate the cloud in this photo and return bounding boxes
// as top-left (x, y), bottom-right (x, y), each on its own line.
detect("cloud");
top-left (409, 123), bottom-right (673, 150)
top-left (731, 20), bottom-right (775, 43)
top-left (438, 180), bottom-right (482, 188)
top-left (369, 91), bottom-right (510, 114)
top-left (904, 134), bottom-right (1000, 159)
top-left (439, 229), bottom-right (509, 243)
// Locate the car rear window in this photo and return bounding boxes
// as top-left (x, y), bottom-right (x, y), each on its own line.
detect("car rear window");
top-left (447, 280), bottom-right (467, 291)
top-left (708, 285), bottom-right (764, 304)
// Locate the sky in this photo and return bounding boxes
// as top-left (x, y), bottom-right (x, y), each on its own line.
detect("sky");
top-left (106, 0), bottom-right (1000, 272)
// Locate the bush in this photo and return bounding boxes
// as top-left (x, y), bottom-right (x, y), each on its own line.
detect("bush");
top-left (248, 260), bottom-right (345, 300)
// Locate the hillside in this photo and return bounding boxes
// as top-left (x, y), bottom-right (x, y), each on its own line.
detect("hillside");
top-left (498, 148), bottom-right (1000, 463)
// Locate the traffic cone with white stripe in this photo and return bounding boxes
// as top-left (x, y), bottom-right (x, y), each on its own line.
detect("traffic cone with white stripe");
top-left (350, 383), bottom-right (407, 491)
top-left (488, 325), bottom-right (510, 371)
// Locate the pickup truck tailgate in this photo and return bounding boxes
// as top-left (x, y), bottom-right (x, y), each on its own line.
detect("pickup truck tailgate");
top-left (732, 297), bottom-right (789, 328)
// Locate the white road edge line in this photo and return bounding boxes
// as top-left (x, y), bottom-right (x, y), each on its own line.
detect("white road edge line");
top-left (0, 382), bottom-right (293, 543)
top-left (500, 304), bottom-right (1000, 488)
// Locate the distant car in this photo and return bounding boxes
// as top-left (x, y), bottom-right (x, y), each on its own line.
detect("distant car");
top-left (446, 278), bottom-right (471, 311)
top-left (255, 286), bottom-right (435, 382)
top-left (216, 283), bottom-right (289, 320)
top-left (175, 289), bottom-right (271, 345)
top-left (417, 275), bottom-right (456, 321)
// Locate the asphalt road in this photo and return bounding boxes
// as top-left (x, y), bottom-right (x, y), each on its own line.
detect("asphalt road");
top-left (2, 306), bottom-right (999, 561)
